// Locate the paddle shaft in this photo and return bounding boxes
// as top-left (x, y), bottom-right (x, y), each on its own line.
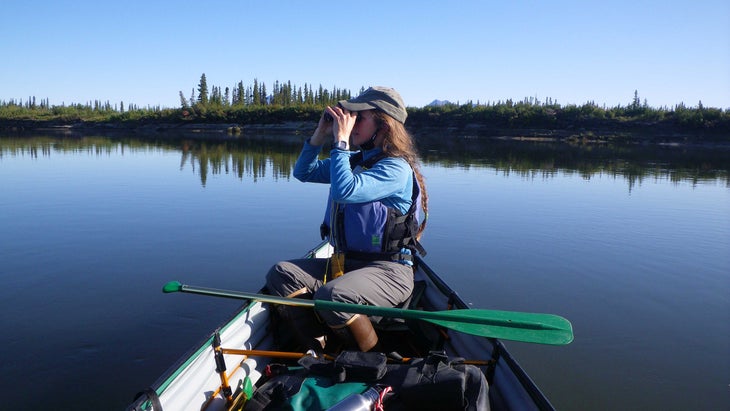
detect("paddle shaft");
top-left (174, 283), bottom-right (542, 327)
top-left (173, 283), bottom-right (517, 324)
top-left (176, 284), bottom-right (316, 307)
top-left (164, 281), bottom-right (573, 345)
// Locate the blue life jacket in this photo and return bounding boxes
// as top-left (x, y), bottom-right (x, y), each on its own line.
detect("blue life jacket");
top-left (320, 152), bottom-right (426, 261)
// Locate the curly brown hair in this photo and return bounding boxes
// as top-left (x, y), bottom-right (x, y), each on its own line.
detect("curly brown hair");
top-left (374, 111), bottom-right (428, 238)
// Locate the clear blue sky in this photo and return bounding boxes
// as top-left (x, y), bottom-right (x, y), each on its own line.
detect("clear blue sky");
top-left (2, 0), bottom-right (729, 110)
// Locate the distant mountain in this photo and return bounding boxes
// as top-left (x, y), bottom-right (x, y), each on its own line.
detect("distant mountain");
top-left (426, 99), bottom-right (452, 107)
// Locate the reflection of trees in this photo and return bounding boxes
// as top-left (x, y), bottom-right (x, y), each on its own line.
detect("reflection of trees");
top-left (0, 135), bottom-right (304, 187)
top-left (178, 138), bottom-right (300, 186)
top-left (0, 136), bottom-right (123, 158)
top-left (1, 134), bottom-right (728, 189)
top-left (416, 133), bottom-right (730, 190)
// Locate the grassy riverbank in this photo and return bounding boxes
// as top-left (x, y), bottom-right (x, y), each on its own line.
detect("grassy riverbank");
top-left (2, 100), bottom-right (729, 145)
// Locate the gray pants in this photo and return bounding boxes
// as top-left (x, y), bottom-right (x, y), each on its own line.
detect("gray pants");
top-left (265, 258), bottom-right (414, 327)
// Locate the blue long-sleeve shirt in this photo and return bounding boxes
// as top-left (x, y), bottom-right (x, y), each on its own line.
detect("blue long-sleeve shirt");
top-left (293, 140), bottom-right (413, 214)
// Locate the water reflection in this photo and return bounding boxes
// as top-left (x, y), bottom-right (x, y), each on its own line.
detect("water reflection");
top-left (417, 134), bottom-right (730, 190)
top-left (1, 133), bottom-right (728, 189)
top-left (177, 138), bottom-right (299, 185)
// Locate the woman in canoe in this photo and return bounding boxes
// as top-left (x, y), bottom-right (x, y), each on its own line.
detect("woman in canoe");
top-left (266, 86), bottom-right (428, 353)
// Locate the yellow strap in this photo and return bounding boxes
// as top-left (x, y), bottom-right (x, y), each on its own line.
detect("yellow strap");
top-left (323, 256), bottom-right (329, 284)
top-left (331, 252), bottom-right (345, 279)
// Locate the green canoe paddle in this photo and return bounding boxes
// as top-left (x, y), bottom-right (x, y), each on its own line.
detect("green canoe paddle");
top-left (163, 281), bottom-right (573, 345)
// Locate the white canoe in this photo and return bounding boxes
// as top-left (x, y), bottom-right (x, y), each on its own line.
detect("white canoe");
top-left (127, 242), bottom-right (556, 410)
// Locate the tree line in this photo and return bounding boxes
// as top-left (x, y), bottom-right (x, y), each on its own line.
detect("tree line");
top-left (173, 74), bottom-right (357, 121)
top-left (1, 74), bottom-right (728, 136)
top-left (407, 95), bottom-right (729, 133)
top-left (183, 74), bottom-right (356, 108)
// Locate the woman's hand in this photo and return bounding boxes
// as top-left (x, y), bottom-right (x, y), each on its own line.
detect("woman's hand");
top-left (310, 110), bottom-right (333, 146)
top-left (327, 105), bottom-right (357, 144)
top-left (311, 106), bottom-right (357, 147)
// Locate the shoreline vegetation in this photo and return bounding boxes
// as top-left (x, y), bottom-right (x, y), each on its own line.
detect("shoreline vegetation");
top-left (2, 76), bottom-right (729, 146)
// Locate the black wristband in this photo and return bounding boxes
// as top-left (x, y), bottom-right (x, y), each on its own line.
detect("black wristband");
top-left (331, 140), bottom-right (348, 150)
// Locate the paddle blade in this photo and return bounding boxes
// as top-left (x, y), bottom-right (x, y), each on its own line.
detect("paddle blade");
top-left (425, 309), bottom-right (574, 345)
top-left (314, 300), bottom-right (573, 345)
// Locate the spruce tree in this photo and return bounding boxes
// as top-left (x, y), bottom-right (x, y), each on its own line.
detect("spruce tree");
top-left (198, 73), bottom-right (209, 105)
top-left (179, 91), bottom-right (188, 108)
top-left (252, 79), bottom-right (261, 105)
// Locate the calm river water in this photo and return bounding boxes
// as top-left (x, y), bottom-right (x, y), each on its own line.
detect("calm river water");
top-left (1, 133), bottom-right (728, 410)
